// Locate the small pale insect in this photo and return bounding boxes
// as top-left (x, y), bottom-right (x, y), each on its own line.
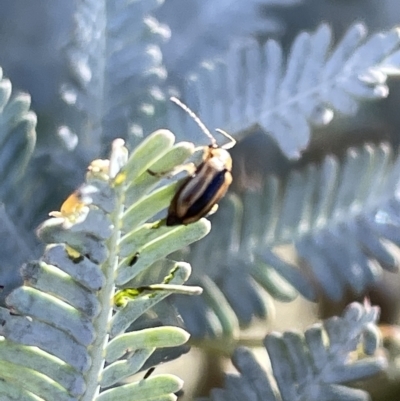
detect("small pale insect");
top-left (166, 97), bottom-right (236, 226)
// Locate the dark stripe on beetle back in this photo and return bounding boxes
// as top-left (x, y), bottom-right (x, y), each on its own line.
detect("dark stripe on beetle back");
top-left (184, 170), bottom-right (227, 218)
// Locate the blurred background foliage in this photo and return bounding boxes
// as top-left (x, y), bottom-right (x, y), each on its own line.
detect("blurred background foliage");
top-left (2, 0), bottom-right (400, 400)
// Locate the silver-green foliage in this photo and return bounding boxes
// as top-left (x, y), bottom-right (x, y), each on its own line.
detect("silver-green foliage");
top-left (156, 7), bottom-right (400, 345)
top-left (157, 0), bottom-right (303, 77)
top-left (1, 4), bottom-right (399, 399)
top-left (0, 66), bottom-right (37, 291)
top-left (179, 142), bottom-right (400, 337)
top-left (168, 23), bottom-right (400, 157)
top-left (0, 66), bottom-right (36, 188)
top-left (253, 143), bottom-right (400, 300)
top-left (61, 0), bottom-right (169, 156)
top-left (199, 302), bottom-right (386, 401)
top-left (0, 131), bottom-right (209, 400)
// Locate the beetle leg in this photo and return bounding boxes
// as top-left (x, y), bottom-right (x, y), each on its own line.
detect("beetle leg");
top-left (147, 162), bottom-right (197, 178)
top-left (206, 204), bottom-right (219, 217)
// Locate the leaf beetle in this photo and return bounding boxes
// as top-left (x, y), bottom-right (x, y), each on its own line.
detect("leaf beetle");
top-left (164, 97), bottom-right (236, 226)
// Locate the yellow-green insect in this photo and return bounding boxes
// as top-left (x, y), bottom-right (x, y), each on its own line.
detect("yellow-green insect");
top-left (166, 97), bottom-right (236, 226)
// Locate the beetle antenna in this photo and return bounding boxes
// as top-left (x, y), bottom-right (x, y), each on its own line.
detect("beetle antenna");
top-left (170, 97), bottom-right (216, 146)
top-left (215, 129), bottom-right (236, 149)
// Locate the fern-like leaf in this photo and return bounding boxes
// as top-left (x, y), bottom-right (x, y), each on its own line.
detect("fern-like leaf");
top-left (175, 142), bottom-right (400, 337)
top-left (157, 0), bottom-right (302, 78)
top-left (252, 143), bottom-right (400, 301)
top-left (200, 302), bottom-right (386, 401)
top-left (168, 23), bottom-right (400, 157)
top-left (0, 131), bottom-right (211, 400)
top-left (0, 65), bottom-right (37, 296)
top-left (61, 0), bottom-right (169, 156)
top-left (0, 66), bottom-right (36, 185)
